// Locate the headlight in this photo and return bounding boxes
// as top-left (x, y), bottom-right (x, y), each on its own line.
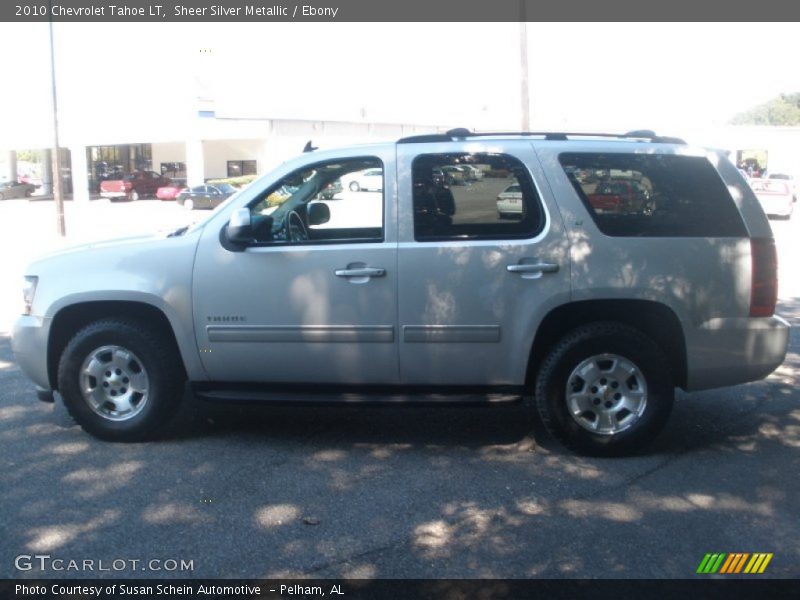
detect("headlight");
top-left (22, 276), bottom-right (38, 315)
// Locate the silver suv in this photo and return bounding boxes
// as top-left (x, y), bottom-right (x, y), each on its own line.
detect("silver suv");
top-left (12, 130), bottom-right (790, 455)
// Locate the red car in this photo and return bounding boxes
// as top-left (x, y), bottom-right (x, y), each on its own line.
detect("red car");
top-left (156, 180), bottom-right (186, 201)
top-left (587, 179), bottom-right (650, 214)
top-left (100, 171), bottom-right (171, 201)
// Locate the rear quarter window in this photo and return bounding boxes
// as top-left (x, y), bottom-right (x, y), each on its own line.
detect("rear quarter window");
top-left (559, 153), bottom-right (747, 237)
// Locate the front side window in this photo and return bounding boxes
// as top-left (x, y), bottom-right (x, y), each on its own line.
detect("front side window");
top-left (411, 152), bottom-right (544, 241)
top-left (559, 153), bottom-right (747, 237)
top-left (248, 157), bottom-right (384, 245)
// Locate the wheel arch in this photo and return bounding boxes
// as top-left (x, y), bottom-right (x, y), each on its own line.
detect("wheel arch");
top-left (47, 300), bottom-right (196, 390)
top-left (526, 299), bottom-right (688, 390)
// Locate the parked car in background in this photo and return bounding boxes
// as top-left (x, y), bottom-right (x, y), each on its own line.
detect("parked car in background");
top-left (342, 168), bottom-right (383, 192)
top-left (587, 179), bottom-right (651, 214)
top-left (750, 178), bottom-right (794, 219)
top-left (177, 183), bottom-right (237, 210)
top-left (431, 168), bottom-right (446, 186)
top-left (318, 179), bottom-right (342, 200)
top-left (156, 179), bottom-right (186, 201)
top-left (441, 165), bottom-right (467, 185)
top-left (766, 172), bottom-right (798, 201)
top-left (496, 183), bottom-right (523, 218)
top-left (0, 180), bottom-right (37, 199)
top-left (100, 171), bottom-right (171, 201)
top-left (459, 164), bottom-right (484, 181)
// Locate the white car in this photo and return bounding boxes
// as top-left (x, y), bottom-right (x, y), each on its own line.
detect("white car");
top-left (342, 168), bottom-right (383, 192)
top-left (766, 173), bottom-right (798, 201)
top-left (459, 165), bottom-right (484, 181)
top-left (750, 178), bottom-right (794, 219)
top-left (496, 183), bottom-right (523, 218)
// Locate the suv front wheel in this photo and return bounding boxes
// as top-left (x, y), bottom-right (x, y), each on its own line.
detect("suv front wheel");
top-left (535, 322), bottom-right (674, 456)
top-left (57, 318), bottom-right (185, 441)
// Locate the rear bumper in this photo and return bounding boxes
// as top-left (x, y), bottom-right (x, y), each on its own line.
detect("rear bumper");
top-left (100, 191), bottom-right (127, 198)
top-left (757, 197), bottom-right (793, 216)
top-left (685, 315), bottom-right (790, 391)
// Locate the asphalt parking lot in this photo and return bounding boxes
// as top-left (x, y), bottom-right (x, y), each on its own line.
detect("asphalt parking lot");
top-left (0, 198), bottom-right (798, 579)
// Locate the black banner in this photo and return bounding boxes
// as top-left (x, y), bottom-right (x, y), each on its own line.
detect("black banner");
top-left (2, 580), bottom-right (800, 600)
top-left (3, 0), bottom-right (800, 22)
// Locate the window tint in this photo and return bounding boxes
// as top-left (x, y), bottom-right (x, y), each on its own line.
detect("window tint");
top-left (248, 157), bottom-right (383, 245)
top-left (559, 153), bottom-right (746, 237)
top-left (412, 153), bottom-right (543, 241)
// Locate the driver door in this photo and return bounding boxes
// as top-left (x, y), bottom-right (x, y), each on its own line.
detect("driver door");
top-left (192, 149), bottom-right (399, 384)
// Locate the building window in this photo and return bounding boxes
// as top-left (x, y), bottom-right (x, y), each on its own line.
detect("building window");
top-left (87, 143), bottom-right (152, 191)
top-left (227, 160), bottom-right (257, 177)
top-left (161, 162), bottom-right (186, 178)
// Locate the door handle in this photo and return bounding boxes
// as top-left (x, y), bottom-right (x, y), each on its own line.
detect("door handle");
top-left (506, 262), bottom-right (559, 274)
top-left (335, 267), bottom-right (386, 278)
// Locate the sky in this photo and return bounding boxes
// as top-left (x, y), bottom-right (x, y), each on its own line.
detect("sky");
top-left (2, 22), bottom-right (800, 148)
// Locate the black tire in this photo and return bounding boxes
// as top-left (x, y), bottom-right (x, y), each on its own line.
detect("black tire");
top-left (349, 181), bottom-right (360, 192)
top-left (57, 318), bottom-right (185, 441)
top-left (534, 322), bottom-right (674, 456)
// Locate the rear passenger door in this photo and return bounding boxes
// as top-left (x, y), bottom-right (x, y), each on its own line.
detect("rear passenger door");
top-left (396, 141), bottom-right (571, 386)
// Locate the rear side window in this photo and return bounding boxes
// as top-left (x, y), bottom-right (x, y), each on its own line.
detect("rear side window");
top-left (412, 153), bottom-right (544, 241)
top-left (559, 153), bottom-right (747, 237)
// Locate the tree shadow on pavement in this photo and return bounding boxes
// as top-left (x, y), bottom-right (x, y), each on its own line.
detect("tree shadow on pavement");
top-left (0, 299), bottom-right (797, 579)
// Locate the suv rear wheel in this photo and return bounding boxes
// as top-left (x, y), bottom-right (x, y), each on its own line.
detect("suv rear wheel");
top-left (57, 318), bottom-right (185, 441)
top-left (535, 322), bottom-right (674, 456)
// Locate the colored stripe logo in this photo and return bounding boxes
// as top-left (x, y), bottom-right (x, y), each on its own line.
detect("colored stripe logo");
top-left (696, 553), bottom-right (773, 574)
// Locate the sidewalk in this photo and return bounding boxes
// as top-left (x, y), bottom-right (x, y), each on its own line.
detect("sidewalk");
top-left (27, 192), bottom-right (104, 202)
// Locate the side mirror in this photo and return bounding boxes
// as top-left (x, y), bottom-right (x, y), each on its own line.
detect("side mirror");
top-left (225, 208), bottom-right (253, 244)
top-left (307, 202), bottom-right (331, 226)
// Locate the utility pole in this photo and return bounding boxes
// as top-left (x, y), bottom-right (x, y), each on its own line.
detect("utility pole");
top-left (519, 0), bottom-right (531, 131)
top-left (48, 4), bottom-right (66, 236)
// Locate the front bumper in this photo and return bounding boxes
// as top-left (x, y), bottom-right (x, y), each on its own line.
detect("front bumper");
top-left (685, 315), bottom-right (790, 391)
top-left (11, 315), bottom-right (52, 391)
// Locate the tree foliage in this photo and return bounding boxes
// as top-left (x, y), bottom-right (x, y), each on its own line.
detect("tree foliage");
top-left (15, 149), bottom-right (42, 162)
top-left (731, 93), bottom-right (800, 126)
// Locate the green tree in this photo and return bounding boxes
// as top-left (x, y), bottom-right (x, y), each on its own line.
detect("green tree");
top-left (731, 93), bottom-right (800, 125)
top-left (15, 149), bottom-right (42, 162)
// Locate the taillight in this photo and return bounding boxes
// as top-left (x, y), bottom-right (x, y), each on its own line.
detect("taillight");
top-left (750, 238), bottom-right (778, 317)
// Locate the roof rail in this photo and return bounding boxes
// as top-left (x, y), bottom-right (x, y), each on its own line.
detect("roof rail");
top-left (397, 128), bottom-right (686, 145)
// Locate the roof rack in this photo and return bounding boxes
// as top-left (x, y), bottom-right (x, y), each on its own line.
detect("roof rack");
top-left (397, 128), bottom-right (686, 145)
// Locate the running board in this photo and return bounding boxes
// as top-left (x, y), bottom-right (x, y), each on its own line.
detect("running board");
top-left (191, 384), bottom-right (525, 406)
